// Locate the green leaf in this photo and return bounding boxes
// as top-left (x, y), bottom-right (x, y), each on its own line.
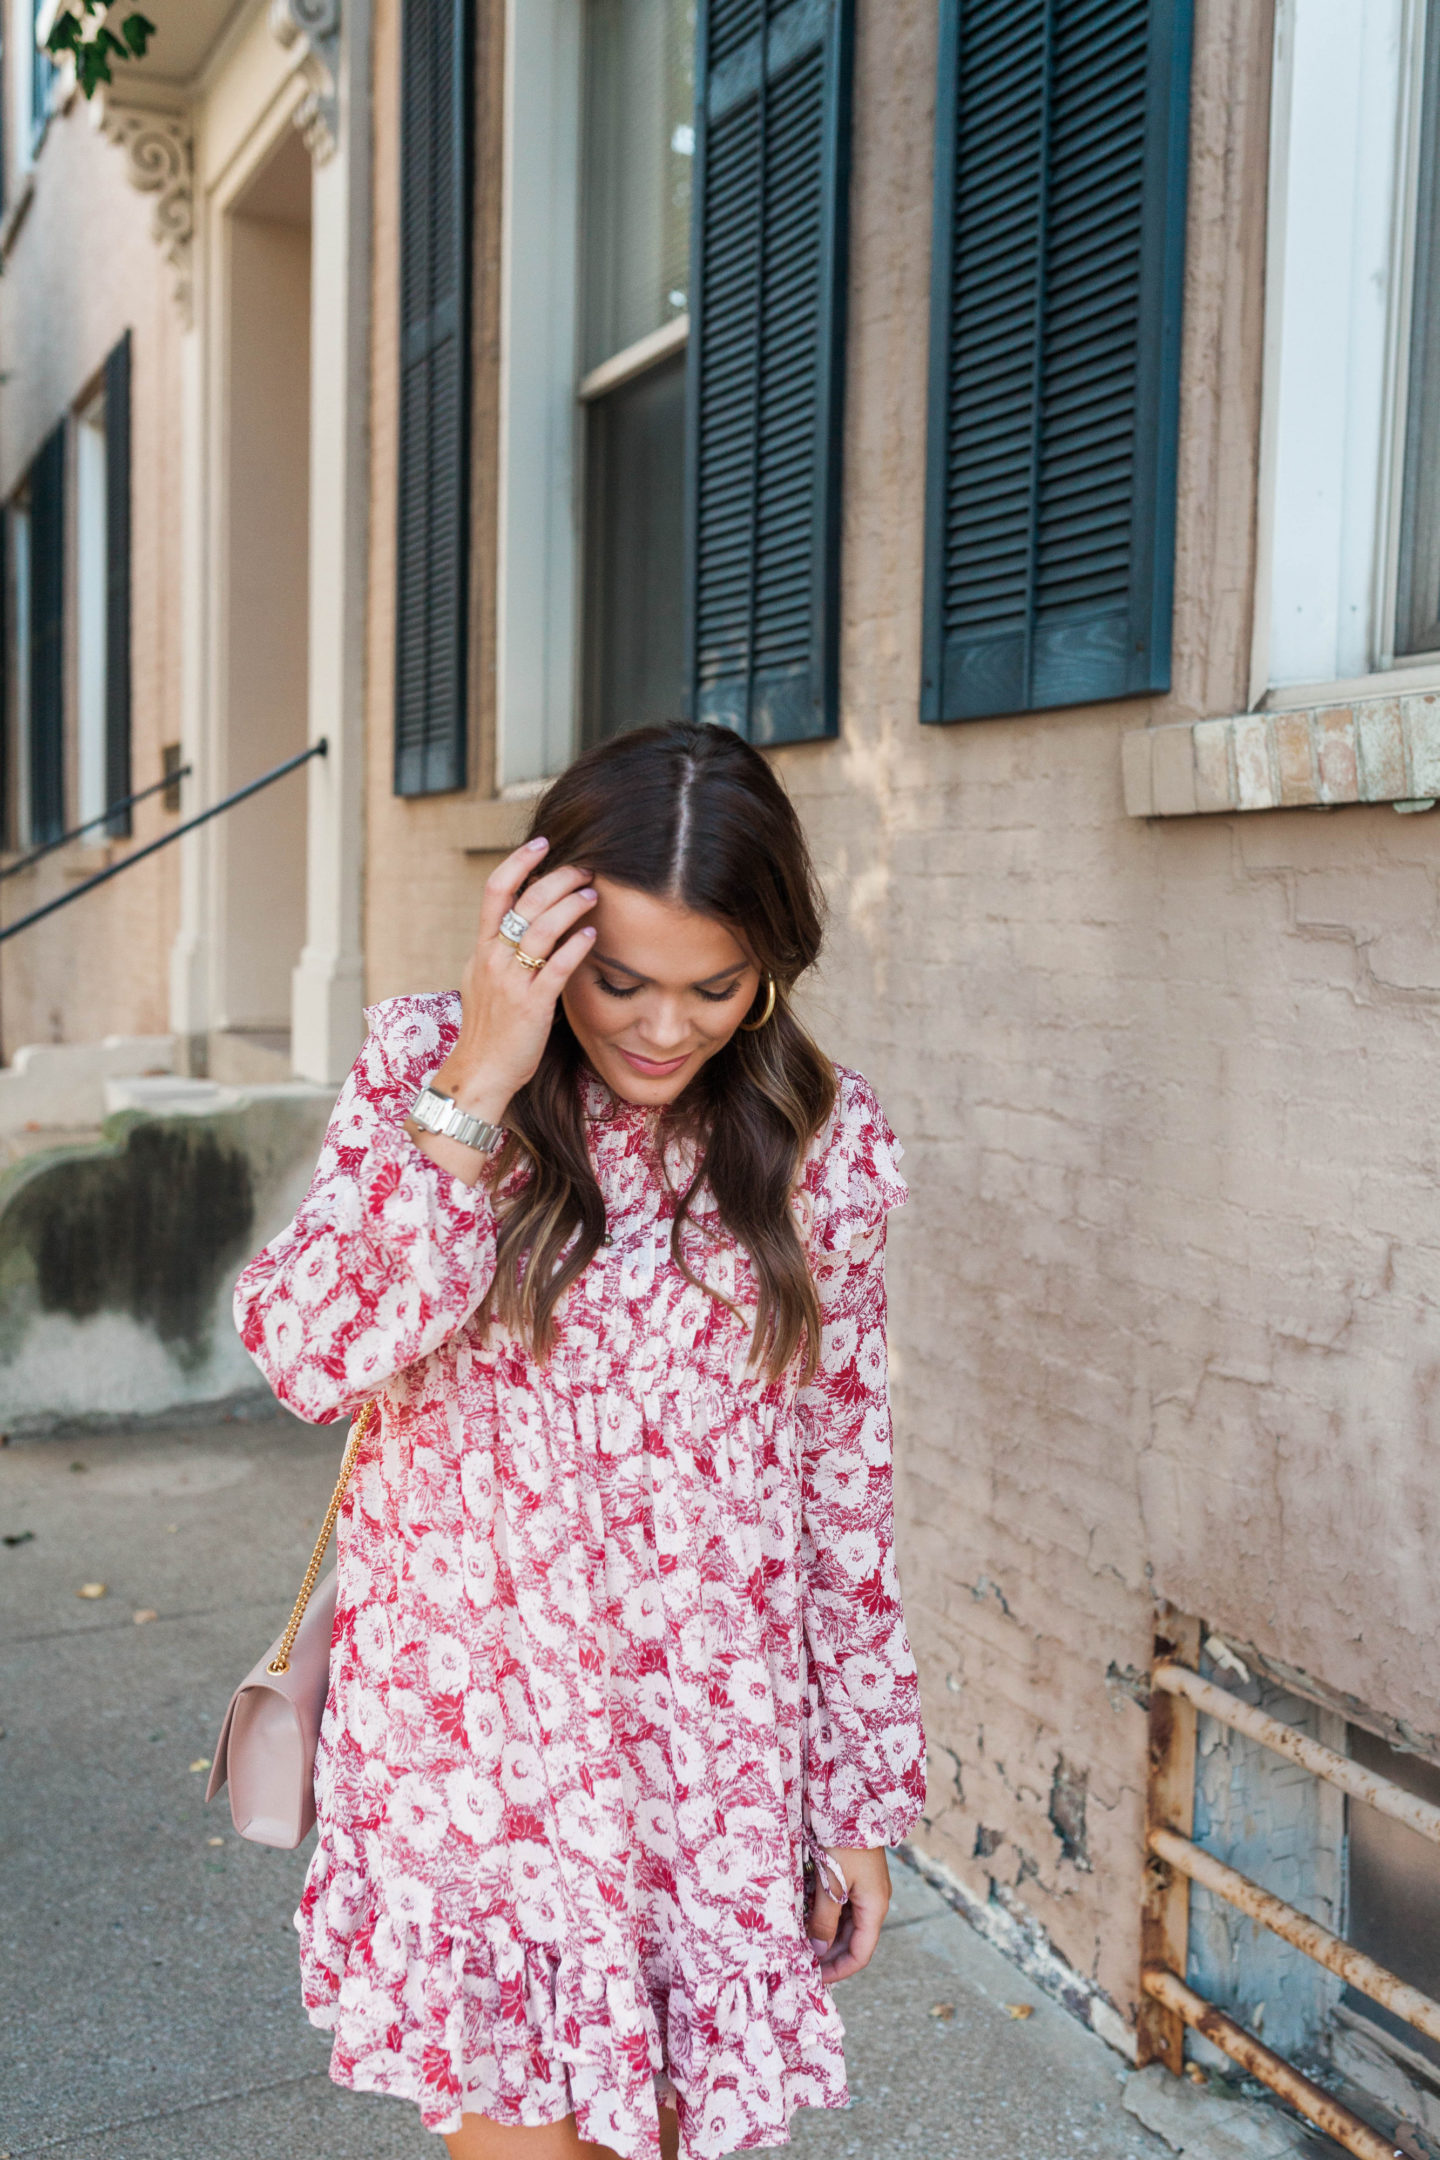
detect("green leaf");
top-left (43, 4), bottom-right (159, 98)
top-left (121, 11), bottom-right (157, 59)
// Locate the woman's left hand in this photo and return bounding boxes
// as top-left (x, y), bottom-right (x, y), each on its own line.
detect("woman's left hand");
top-left (807, 1845), bottom-right (891, 1983)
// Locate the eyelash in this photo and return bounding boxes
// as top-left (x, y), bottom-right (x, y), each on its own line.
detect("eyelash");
top-left (594, 975), bottom-right (742, 1005)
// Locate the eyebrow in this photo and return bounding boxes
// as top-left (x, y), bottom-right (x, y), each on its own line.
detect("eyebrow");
top-left (592, 951), bottom-right (746, 989)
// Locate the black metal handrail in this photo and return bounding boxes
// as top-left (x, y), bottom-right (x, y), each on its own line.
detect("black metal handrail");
top-left (0, 764), bottom-right (194, 881)
top-left (0, 740), bottom-right (327, 945)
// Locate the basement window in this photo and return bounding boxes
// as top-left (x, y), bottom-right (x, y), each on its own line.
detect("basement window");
top-left (1345, 1725), bottom-right (1440, 2072)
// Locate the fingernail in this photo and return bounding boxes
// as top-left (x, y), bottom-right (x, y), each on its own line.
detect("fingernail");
top-left (528, 836), bottom-right (548, 851)
top-left (579, 888), bottom-right (597, 901)
top-left (807, 1937), bottom-right (827, 1954)
top-left (583, 926), bottom-right (597, 938)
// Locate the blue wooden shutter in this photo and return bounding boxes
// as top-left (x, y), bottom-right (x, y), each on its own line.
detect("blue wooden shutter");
top-left (394, 0), bottom-right (472, 797)
top-left (686, 0), bottom-right (853, 746)
top-left (921, 0), bottom-right (1193, 724)
top-left (29, 420), bottom-right (65, 845)
top-left (104, 331), bottom-right (133, 836)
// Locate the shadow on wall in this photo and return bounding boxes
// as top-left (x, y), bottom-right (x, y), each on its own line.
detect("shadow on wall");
top-left (0, 1081), bottom-right (335, 1434)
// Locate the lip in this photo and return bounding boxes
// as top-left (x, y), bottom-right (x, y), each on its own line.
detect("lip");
top-left (617, 1047), bottom-right (691, 1078)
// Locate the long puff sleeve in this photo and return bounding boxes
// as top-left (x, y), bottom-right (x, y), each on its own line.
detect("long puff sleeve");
top-left (234, 992), bottom-right (500, 1424)
top-left (796, 1071), bottom-right (926, 1851)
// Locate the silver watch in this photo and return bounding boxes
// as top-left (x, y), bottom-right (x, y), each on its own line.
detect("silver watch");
top-left (409, 1080), bottom-right (506, 1155)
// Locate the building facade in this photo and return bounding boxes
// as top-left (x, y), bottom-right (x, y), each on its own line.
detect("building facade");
top-left (5, 0), bottom-right (1440, 2117)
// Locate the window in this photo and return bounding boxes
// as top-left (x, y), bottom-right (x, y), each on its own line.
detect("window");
top-left (75, 392), bottom-right (106, 829)
top-left (579, 0), bottom-right (694, 747)
top-left (29, 0), bottom-right (55, 154)
top-left (1260, 0), bottom-right (1440, 691)
top-left (1345, 1725), bottom-right (1440, 2072)
top-left (7, 502), bottom-right (30, 848)
top-left (28, 420), bottom-right (64, 845)
top-left (497, 0), bottom-right (696, 785)
top-left (920, 0), bottom-right (1194, 726)
top-left (497, 0), bottom-right (848, 780)
top-left (1395, 0), bottom-right (1440, 660)
top-left (72, 337), bottom-right (132, 837)
top-left (394, 0), bottom-right (473, 798)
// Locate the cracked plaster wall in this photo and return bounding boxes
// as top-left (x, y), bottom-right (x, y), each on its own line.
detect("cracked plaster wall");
top-left (769, 0), bottom-right (1440, 2032)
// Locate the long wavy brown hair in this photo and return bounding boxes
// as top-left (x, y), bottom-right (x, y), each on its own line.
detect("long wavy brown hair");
top-left (479, 721), bottom-right (836, 1381)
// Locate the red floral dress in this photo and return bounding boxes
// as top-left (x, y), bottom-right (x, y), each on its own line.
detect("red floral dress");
top-left (234, 993), bottom-right (925, 2158)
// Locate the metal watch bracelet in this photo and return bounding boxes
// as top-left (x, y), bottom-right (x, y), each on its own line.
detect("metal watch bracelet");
top-left (409, 1080), bottom-right (506, 1155)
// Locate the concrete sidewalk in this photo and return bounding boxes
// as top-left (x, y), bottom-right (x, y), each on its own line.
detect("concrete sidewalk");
top-left (0, 1412), bottom-right (1288, 2159)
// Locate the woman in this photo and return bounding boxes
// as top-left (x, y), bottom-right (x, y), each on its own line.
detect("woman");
top-left (236, 721), bottom-right (925, 2160)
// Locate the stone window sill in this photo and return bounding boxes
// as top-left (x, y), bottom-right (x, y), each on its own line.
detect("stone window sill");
top-left (1123, 692), bottom-right (1440, 818)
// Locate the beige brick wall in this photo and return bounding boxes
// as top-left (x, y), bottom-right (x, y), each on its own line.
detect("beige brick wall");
top-left (0, 90), bottom-right (183, 1060)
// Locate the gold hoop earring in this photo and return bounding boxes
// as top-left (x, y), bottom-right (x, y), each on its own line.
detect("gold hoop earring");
top-left (740, 975), bottom-right (777, 1031)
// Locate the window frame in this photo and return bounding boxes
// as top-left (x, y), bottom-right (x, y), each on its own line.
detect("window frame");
top-left (1253, 0), bottom-right (1440, 704)
top-left (497, 0), bottom-right (696, 787)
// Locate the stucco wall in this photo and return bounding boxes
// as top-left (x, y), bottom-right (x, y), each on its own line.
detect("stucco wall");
top-left (770, 0), bottom-right (1440, 2032)
top-left (0, 87), bottom-right (183, 1060)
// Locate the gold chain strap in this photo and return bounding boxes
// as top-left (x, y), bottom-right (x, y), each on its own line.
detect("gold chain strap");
top-left (266, 1398), bottom-right (377, 1675)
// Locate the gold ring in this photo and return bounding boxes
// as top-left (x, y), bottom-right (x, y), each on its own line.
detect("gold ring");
top-left (512, 947), bottom-right (546, 973)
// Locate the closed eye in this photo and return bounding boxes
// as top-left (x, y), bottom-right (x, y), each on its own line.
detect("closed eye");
top-left (594, 973), bottom-right (745, 1003)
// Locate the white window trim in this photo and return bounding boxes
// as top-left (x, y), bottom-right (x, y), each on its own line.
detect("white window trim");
top-left (495, 0), bottom-right (583, 792)
top-left (75, 389), bottom-right (107, 830)
top-left (1250, 0), bottom-right (1428, 705)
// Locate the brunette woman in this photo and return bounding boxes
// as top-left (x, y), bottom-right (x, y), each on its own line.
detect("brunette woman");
top-left (235, 721), bottom-right (925, 2160)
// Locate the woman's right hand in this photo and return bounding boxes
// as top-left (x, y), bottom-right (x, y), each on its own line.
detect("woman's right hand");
top-left (410, 838), bottom-right (597, 1184)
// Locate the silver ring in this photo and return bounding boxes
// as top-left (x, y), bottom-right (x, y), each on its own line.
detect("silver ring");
top-left (498, 908), bottom-right (529, 948)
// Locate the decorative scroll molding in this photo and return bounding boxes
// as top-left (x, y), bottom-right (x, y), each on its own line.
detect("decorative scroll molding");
top-left (94, 100), bottom-right (194, 320)
top-left (1123, 692), bottom-right (1440, 819)
top-left (269, 0), bottom-right (341, 163)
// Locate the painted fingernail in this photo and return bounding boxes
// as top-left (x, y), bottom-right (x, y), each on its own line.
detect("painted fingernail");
top-left (579, 888), bottom-right (597, 901)
top-left (807, 1938), bottom-right (827, 1955)
top-left (528, 836), bottom-right (548, 851)
top-left (583, 926), bottom-right (597, 938)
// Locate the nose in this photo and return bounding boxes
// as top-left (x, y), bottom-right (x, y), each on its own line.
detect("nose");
top-left (636, 994), bottom-right (691, 1051)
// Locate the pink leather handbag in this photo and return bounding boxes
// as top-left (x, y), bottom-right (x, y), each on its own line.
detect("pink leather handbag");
top-left (206, 1400), bottom-right (375, 1848)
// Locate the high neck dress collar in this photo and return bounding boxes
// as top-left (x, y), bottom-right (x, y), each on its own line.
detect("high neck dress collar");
top-left (577, 1065), bottom-right (661, 1130)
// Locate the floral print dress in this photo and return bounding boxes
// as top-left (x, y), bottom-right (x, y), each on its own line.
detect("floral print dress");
top-left (234, 993), bottom-right (926, 2159)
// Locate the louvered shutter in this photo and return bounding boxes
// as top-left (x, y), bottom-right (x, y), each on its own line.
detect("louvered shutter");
top-left (921, 0), bottom-right (1193, 724)
top-left (686, 0), bottom-right (853, 746)
top-left (394, 0), bottom-right (472, 797)
top-left (104, 332), bottom-right (133, 836)
top-left (29, 420), bottom-right (64, 845)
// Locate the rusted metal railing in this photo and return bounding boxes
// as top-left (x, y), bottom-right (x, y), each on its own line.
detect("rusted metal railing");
top-left (1141, 1968), bottom-right (1403, 2160)
top-left (1139, 1615), bottom-right (1439, 2160)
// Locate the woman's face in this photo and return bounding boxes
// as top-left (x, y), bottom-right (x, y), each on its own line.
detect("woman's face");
top-left (560, 876), bottom-right (761, 1107)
